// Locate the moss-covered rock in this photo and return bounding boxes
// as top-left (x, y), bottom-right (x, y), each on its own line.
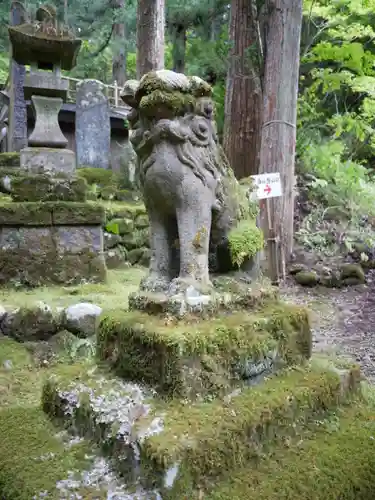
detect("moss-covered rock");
top-left (340, 263), bottom-right (365, 284)
top-left (109, 217), bottom-right (134, 235)
top-left (97, 302), bottom-right (311, 397)
top-left (115, 189), bottom-right (141, 203)
top-left (2, 304), bottom-right (59, 341)
top-left (139, 364), bottom-right (361, 496)
top-left (100, 185), bottom-right (117, 200)
top-left (139, 247), bottom-right (151, 267)
top-left (128, 247), bottom-right (144, 265)
top-left (294, 270), bottom-right (319, 287)
top-left (122, 228), bottom-right (149, 250)
top-left (204, 404), bottom-right (375, 500)
top-left (105, 247), bottom-right (128, 269)
top-left (135, 213), bottom-right (149, 229)
top-left (0, 152), bottom-right (20, 168)
top-left (10, 175), bottom-right (87, 202)
top-left (76, 166), bottom-right (116, 187)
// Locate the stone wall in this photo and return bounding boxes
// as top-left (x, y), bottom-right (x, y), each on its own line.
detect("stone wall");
top-left (104, 204), bottom-right (150, 269)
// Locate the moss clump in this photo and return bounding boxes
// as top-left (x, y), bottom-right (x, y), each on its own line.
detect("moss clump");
top-left (139, 90), bottom-right (195, 119)
top-left (228, 219), bottom-right (264, 268)
top-left (0, 152), bottom-right (20, 168)
top-left (204, 404), bottom-right (375, 500)
top-left (340, 263), bottom-right (365, 284)
top-left (76, 167), bottom-right (117, 187)
top-left (294, 270), bottom-right (319, 287)
top-left (140, 364), bottom-right (360, 495)
top-left (0, 201), bottom-right (105, 225)
top-left (11, 175), bottom-right (87, 202)
top-left (0, 406), bottom-right (96, 499)
top-left (97, 302), bottom-right (311, 397)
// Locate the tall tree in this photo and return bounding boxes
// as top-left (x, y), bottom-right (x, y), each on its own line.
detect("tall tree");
top-left (223, 0), bottom-right (263, 179)
top-left (136, 0), bottom-right (165, 78)
top-left (111, 0), bottom-right (127, 86)
top-left (258, 0), bottom-right (303, 275)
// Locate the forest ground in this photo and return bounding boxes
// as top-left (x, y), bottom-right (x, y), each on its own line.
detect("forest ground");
top-left (281, 272), bottom-right (375, 383)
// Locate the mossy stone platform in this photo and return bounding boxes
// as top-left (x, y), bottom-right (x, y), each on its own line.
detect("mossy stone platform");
top-left (41, 361), bottom-right (362, 496)
top-left (0, 201), bottom-right (107, 286)
top-left (97, 301), bottom-right (311, 397)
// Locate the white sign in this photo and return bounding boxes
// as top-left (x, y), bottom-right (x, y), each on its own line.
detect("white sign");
top-left (249, 172), bottom-right (282, 200)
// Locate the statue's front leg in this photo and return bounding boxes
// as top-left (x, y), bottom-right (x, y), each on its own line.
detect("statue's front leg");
top-left (140, 211), bottom-right (173, 293)
top-left (173, 202), bottom-right (212, 291)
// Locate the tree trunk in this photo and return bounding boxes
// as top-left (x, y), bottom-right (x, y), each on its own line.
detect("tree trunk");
top-left (111, 0), bottom-right (127, 87)
top-left (258, 0), bottom-right (303, 276)
top-left (136, 0), bottom-right (165, 79)
top-left (223, 0), bottom-right (262, 179)
top-left (172, 24), bottom-right (186, 73)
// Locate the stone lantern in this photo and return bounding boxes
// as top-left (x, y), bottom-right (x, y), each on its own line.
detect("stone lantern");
top-left (8, 4), bottom-right (81, 175)
top-left (0, 4), bottom-right (107, 287)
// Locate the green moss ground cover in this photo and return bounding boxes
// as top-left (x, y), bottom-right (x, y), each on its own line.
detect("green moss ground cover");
top-left (41, 360), bottom-right (362, 496)
top-left (97, 302), bottom-right (311, 397)
top-left (138, 363), bottom-right (360, 495)
top-left (0, 267), bottom-right (145, 309)
top-left (203, 403), bottom-right (375, 500)
top-left (0, 338), bottom-right (137, 499)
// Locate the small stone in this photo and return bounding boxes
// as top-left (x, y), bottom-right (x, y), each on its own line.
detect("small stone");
top-left (104, 232), bottom-right (122, 250)
top-left (135, 214), bottom-right (149, 229)
top-left (62, 303), bottom-right (103, 338)
top-left (139, 248), bottom-right (151, 267)
top-left (2, 359), bottom-right (12, 370)
top-left (128, 248), bottom-right (144, 265)
top-left (294, 270), bottom-right (319, 287)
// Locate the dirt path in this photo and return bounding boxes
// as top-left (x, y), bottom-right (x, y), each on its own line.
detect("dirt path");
top-left (280, 271), bottom-right (375, 383)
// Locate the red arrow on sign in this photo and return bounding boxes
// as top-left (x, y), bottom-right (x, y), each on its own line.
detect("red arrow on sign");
top-left (264, 184), bottom-right (271, 195)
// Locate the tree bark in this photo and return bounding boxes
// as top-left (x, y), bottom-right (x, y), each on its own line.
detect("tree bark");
top-left (111, 0), bottom-right (127, 86)
top-left (223, 0), bottom-right (262, 179)
top-left (171, 24), bottom-right (186, 73)
top-left (136, 0), bottom-right (165, 79)
top-left (258, 0), bottom-right (303, 276)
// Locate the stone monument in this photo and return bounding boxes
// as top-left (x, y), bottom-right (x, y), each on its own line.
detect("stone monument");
top-left (75, 79), bottom-right (111, 170)
top-left (0, 4), bottom-right (107, 286)
top-left (121, 70), bottom-right (264, 315)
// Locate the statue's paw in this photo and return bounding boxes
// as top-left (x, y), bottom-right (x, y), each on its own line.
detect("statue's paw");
top-left (140, 274), bottom-right (170, 293)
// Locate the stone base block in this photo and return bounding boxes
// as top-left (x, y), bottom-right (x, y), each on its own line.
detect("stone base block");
top-left (0, 217), bottom-right (106, 286)
top-left (98, 302), bottom-right (311, 398)
top-left (128, 281), bottom-right (278, 319)
top-left (20, 147), bottom-right (76, 177)
top-left (10, 174), bottom-right (87, 202)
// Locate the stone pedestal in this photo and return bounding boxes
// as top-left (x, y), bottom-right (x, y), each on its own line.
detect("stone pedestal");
top-left (20, 148), bottom-right (75, 177)
top-left (0, 201), bottom-right (106, 286)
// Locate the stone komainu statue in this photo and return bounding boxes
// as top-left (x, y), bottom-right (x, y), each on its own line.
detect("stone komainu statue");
top-left (121, 70), bottom-right (241, 294)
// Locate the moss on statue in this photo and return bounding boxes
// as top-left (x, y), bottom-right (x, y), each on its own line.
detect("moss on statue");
top-left (97, 302), bottom-right (311, 398)
top-left (139, 90), bottom-right (196, 118)
top-left (11, 175), bottom-right (87, 202)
